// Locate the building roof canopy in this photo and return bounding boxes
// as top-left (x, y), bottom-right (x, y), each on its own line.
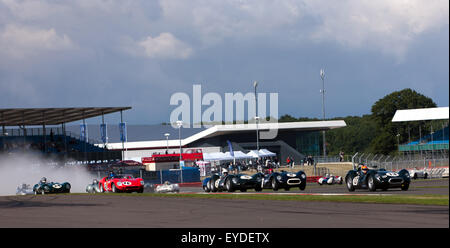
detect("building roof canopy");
top-left (0, 107), bottom-right (131, 126)
top-left (392, 107), bottom-right (449, 122)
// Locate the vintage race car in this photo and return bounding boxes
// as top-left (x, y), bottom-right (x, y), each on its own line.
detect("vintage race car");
top-left (33, 177), bottom-right (71, 195)
top-left (99, 174), bottom-right (144, 193)
top-left (345, 166), bottom-right (410, 191)
top-left (408, 167), bottom-right (429, 179)
top-left (202, 173), bottom-right (261, 192)
top-left (86, 179), bottom-right (102, 193)
top-left (16, 183), bottom-right (34, 195)
top-left (155, 181), bottom-right (180, 193)
top-left (317, 174), bottom-right (343, 185)
top-left (256, 170), bottom-right (307, 191)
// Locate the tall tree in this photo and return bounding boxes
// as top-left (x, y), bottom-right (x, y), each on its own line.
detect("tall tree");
top-left (369, 88), bottom-right (436, 154)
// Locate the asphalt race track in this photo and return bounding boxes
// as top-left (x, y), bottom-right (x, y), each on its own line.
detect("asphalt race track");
top-left (0, 179), bottom-right (448, 228)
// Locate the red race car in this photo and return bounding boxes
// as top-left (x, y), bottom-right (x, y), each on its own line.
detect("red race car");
top-left (99, 174), bottom-right (144, 193)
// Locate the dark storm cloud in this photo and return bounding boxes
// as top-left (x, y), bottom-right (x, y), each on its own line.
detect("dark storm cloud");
top-left (0, 0), bottom-right (448, 125)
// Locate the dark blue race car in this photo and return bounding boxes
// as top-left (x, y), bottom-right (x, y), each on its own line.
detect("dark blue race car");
top-left (345, 164), bottom-right (411, 191)
top-left (202, 172), bottom-right (261, 192)
top-left (255, 170), bottom-right (307, 191)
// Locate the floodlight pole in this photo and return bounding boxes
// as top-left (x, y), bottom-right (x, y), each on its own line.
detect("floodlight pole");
top-left (254, 81), bottom-right (260, 158)
top-left (176, 121), bottom-right (183, 183)
top-left (320, 69), bottom-right (326, 157)
top-left (164, 133), bottom-right (170, 152)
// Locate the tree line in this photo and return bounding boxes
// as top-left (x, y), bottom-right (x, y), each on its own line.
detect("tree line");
top-left (280, 88), bottom-right (447, 156)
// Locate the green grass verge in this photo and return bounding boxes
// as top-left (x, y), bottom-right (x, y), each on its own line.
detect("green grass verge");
top-left (84, 192), bottom-right (448, 206)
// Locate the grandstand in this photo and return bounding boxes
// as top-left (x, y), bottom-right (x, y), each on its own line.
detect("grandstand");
top-left (393, 107), bottom-right (449, 153)
top-left (399, 125), bottom-right (449, 152)
top-left (0, 107), bottom-right (130, 162)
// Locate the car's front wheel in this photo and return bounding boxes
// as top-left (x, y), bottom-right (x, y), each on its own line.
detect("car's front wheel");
top-left (368, 175), bottom-right (376, 192)
top-left (210, 178), bottom-right (218, 192)
top-left (203, 184), bottom-right (210, 192)
top-left (401, 183), bottom-right (409, 191)
top-left (225, 179), bottom-right (234, 192)
top-left (299, 182), bottom-right (306, 191)
top-left (271, 177), bottom-right (279, 191)
top-left (111, 183), bottom-right (117, 193)
top-left (346, 176), bottom-right (355, 192)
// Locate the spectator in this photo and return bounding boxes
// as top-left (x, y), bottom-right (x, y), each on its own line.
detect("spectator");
top-left (339, 151), bottom-right (344, 162)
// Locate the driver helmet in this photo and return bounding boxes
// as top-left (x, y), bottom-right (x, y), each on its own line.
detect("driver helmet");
top-left (93, 179), bottom-right (98, 184)
top-left (40, 177), bottom-right (47, 184)
top-left (361, 165), bottom-right (369, 174)
top-left (222, 169), bottom-right (229, 176)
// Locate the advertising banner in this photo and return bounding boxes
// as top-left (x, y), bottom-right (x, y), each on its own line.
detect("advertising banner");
top-left (100, 124), bottom-right (107, 143)
top-left (80, 123), bottom-right (88, 142)
top-left (119, 122), bottom-right (127, 142)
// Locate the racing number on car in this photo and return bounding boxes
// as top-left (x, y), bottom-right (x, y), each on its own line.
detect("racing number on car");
top-left (353, 176), bottom-right (359, 186)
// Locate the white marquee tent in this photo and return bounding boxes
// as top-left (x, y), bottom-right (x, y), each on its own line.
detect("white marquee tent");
top-left (224, 151), bottom-right (253, 160)
top-left (203, 152), bottom-right (234, 161)
top-left (259, 149), bottom-right (276, 157)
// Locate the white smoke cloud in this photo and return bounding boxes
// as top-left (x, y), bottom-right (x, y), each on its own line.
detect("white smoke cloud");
top-left (0, 152), bottom-right (97, 196)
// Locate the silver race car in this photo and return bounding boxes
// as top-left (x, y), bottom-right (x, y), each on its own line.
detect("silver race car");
top-left (155, 181), bottom-right (180, 193)
top-left (86, 179), bottom-right (102, 193)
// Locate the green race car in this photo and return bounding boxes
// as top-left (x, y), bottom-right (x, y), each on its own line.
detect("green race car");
top-left (33, 177), bottom-right (71, 195)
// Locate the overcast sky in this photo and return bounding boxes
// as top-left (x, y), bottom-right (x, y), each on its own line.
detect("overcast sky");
top-left (0, 0), bottom-right (448, 126)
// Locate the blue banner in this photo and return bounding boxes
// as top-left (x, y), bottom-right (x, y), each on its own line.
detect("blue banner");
top-left (100, 124), bottom-right (107, 143)
top-left (80, 123), bottom-right (88, 142)
top-left (119, 122), bottom-right (127, 142)
top-left (227, 140), bottom-right (234, 157)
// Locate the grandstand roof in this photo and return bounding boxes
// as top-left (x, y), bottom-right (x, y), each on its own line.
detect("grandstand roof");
top-left (103, 120), bottom-right (347, 150)
top-left (0, 107), bottom-right (131, 126)
top-left (392, 107), bottom-right (449, 122)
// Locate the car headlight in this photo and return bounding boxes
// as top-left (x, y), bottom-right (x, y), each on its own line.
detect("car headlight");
top-left (140, 180), bottom-right (145, 185)
top-left (375, 174), bottom-right (381, 181)
top-left (404, 173), bottom-right (410, 178)
top-left (276, 175), bottom-right (282, 181)
top-left (300, 174), bottom-right (306, 179)
top-left (232, 177), bottom-right (239, 183)
top-left (382, 175), bottom-right (387, 178)
top-left (240, 175), bottom-right (252, 180)
top-left (117, 182), bottom-right (122, 186)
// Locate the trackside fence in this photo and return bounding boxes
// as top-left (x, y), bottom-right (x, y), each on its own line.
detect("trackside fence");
top-left (351, 151), bottom-right (449, 178)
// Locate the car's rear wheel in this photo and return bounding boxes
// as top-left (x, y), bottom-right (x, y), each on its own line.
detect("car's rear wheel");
top-left (346, 176), bottom-right (355, 192)
top-left (413, 174), bottom-right (417, 180)
top-left (424, 173), bottom-right (428, 179)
